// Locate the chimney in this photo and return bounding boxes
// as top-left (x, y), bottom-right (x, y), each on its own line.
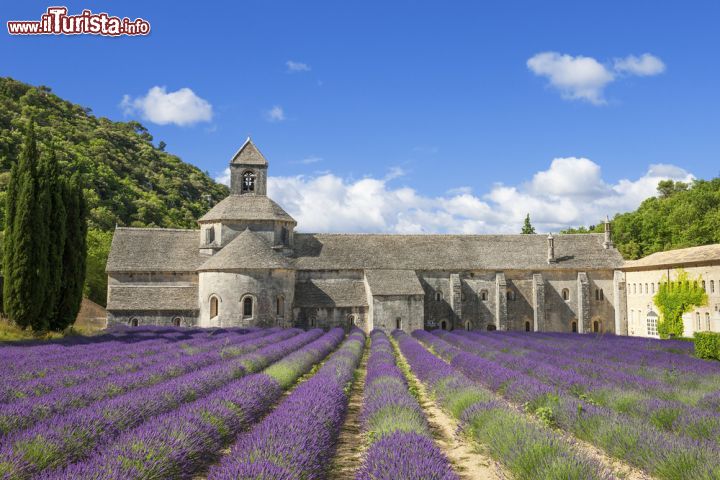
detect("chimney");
top-left (547, 233), bottom-right (557, 264)
top-left (603, 215), bottom-right (614, 249)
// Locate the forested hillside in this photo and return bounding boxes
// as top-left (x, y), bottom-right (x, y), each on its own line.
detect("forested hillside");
top-left (0, 77), bottom-right (228, 305)
top-left (562, 179), bottom-right (720, 259)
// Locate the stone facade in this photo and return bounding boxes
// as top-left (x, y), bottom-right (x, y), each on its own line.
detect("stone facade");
top-left (106, 139), bottom-right (627, 334)
top-left (624, 245), bottom-right (720, 337)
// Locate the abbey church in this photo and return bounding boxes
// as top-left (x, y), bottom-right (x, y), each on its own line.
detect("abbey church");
top-left (106, 139), bottom-right (628, 334)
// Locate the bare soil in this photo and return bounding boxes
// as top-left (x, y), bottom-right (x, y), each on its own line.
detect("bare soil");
top-left (326, 345), bottom-right (369, 479)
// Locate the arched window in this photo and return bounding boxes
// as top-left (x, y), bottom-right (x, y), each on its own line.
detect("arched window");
top-left (599, 289), bottom-right (604, 301)
top-left (348, 314), bottom-right (357, 328)
top-left (633, 284), bottom-right (637, 295)
top-left (706, 313), bottom-right (711, 331)
top-left (440, 320), bottom-right (448, 330)
top-left (486, 324), bottom-right (497, 331)
top-left (702, 281), bottom-right (707, 292)
top-left (711, 280), bottom-right (715, 294)
top-left (172, 317), bottom-right (182, 327)
top-left (241, 171), bottom-right (256, 192)
top-left (571, 321), bottom-right (577, 333)
top-left (435, 292), bottom-right (443, 302)
top-left (593, 320), bottom-right (600, 333)
top-left (525, 321), bottom-right (531, 332)
top-left (506, 289), bottom-right (515, 301)
top-left (242, 296), bottom-right (254, 318)
top-left (276, 296), bottom-right (285, 317)
top-left (280, 226), bottom-right (289, 245)
top-left (129, 317), bottom-right (139, 327)
top-left (396, 317), bottom-right (402, 330)
top-left (651, 283), bottom-right (655, 294)
top-left (562, 288), bottom-right (569, 301)
top-left (309, 316), bottom-right (316, 328)
top-left (696, 312), bottom-right (701, 330)
top-left (644, 283), bottom-right (648, 294)
top-left (210, 296), bottom-right (219, 319)
top-left (465, 321), bottom-right (471, 331)
top-left (480, 290), bottom-right (488, 301)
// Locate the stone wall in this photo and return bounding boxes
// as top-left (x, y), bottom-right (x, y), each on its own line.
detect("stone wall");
top-left (198, 269), bottom-right (295, 328)
top-left (371, 295), bottom-right (424, 333)
top-left (107, 310), bottom-right (198, 327)
top-left (292, 306), bottom-right (367, 331)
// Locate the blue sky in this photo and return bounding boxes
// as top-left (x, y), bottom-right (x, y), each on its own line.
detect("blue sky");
top-left (2, 1), bottom-right (719, 233)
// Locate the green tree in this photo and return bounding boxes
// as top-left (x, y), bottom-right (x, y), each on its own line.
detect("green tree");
top-left (521, 213), bottom-right (536, 234)
top-left (84, 228), bottom-right (112, 306)
top-left (653, 269), bottom-right (708, 338)
top-left (39, 147), bottom-right (66, 329)
top-left (54, 174), bottom-right (87, 330)
top-left (2, 122), bottom-right (48, 330)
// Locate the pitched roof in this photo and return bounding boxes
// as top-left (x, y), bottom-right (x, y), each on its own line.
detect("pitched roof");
top-left (198, 195), bottom-right (296, 224)
top-left (107, 285), bottom-right (199, 311)
top-left (623, 244), bottom-right (720, 270)
top-left (365, 270), bottom-right (425, 296)
top-left (106, 228), bottom-right (205, 273)
top-left (230, 138), bottom-right (267, 166)
top-left (293, 279), bottom-right (368, 307)
top-left (292, 233), bottom-right (624, 271)
top-left (198, 229), bottom-right (290, 271)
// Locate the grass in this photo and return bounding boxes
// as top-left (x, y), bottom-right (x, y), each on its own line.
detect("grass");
top-left (0, 316), bottom-right (98, 342)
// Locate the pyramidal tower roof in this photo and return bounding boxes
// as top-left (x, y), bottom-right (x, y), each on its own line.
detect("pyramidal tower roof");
top-left (230, 137), bottom-right (267, 166)
top-left (198, 229), bottom-right (290, 271)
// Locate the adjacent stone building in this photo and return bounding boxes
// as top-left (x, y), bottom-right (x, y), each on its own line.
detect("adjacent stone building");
top-left (106, 139), bottom-right (627, 334)
top-left (624, 244), bottom-right (720, 338)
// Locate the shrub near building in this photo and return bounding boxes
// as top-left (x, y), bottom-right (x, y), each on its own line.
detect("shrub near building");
top-left (694, 332), bottom-right (720, 360)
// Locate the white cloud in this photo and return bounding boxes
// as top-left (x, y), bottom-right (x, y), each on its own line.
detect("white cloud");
top-left (215, 167), bottom-right (231, 186)
top-left (120, 86), bottom-right (212, 126)
top-left (264, 105), bottom-right (286, 122)
top-left (286, 60), bottom-right (311, 72)
top-left (614, 54), bottom-right (666, 76)
top-left (527, 52), bottom-right (614, 105)
top-left (527, 51), bottom-right (665, 105)
top-left (259, 158), bottom-right (693, 234)
top-left (290, 156), bottom-right (322, 165)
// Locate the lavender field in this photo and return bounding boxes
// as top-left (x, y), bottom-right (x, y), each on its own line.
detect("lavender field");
top-left (0, 327), bottom-right (718, 479)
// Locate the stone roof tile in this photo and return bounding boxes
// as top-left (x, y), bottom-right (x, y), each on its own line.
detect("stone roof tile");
top-left (198, 229), bottom-right (290, 271)
top-left (198, 195), bottom-right (296, 224)
top-left (107, 285), bottom-right (198, 311)
top-left (365, 269), bottom-right (425, 296)
top-left (293, 279), bottom-right (368, 307)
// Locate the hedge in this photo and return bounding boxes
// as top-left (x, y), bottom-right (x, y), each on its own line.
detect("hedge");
top-left (694, 332), bottom-right (720, 360)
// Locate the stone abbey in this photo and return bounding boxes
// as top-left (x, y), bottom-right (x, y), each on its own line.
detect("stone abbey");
top-left (106, 139), bottom-right (629, 334)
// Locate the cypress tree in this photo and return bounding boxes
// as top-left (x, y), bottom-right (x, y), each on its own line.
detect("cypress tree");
top-left (41, 148), bottom-right (67, 330)
top-left (521, 213), bottom-right (536, 234)
top-left (54, 174), bottom-right (87, 330)
top-left (3, 122), bottom-right (47, 329)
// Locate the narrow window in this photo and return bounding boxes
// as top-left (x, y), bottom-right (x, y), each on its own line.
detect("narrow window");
top-left (702, 281), bottom-right (707, 292)
top-left (309, 316), bottom-right (316, 327)
top-left (461, 292), bottom-right (466, 302)
top-left (243, 297), bottom-right (253, 318)
top-left (465, 321), bottom-right (471, 331)
top-left (440, 320), bottom-right (448, 330)
top-left (595, 289), bottom-right (600, 301)
top-left (241, 171), bottom-right (256, 192)
top-left (480, 290), bottom-right (488, 301)
top-left (280, 226), bottom-right (289, 245)
top-left (486, 324), bottom-right (497, 331)
top-left (276, 296), bottom-right (285, 317)
top-left (571, 321), bottom-right (577, 333)
top-left (172, 317), bottom-right (181, 327)
top-left (435, 292), bottom-right (443, 302)
top-left (348, 314), bottom-right (356, 328)
top-left (651, 283), bottom-right (655, 294)
top-left (210, 296), bottom-right (219, 319)
top-left (593, 320), bottom-right (600, 333)
top-left (706, 313), bottom-right (711, 331)
top-left (205, 226), bottom-right (215, 244)
top-left (711, 280), bottom-right (715, 294)
top-left (696, 312), bottom-right (701, 330)
top-left (396, 317), bottom-right (402, 330)
top-left (525, 321), bottom-right (531, 332)
top-left (506, 289), bottom-right (515, 301)
top-left (645, 283), bottom-right (649, 294)
top-left (130, 317), bottom-right (139, 327)
top-left (562, 288), bottom-right (569, 301)
top-left (599, 289), bottom-right (604, 301)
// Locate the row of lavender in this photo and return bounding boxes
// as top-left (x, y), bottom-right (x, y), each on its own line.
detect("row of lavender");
top-left (445, 331), bottom-right (720, 444)
top-left (0, 328), bottom-right (325, 479)
top-left (42, 328), bottom-right (349, 479)
top-left (207, 328), bottom-right (366, 479)
top-left (0, 328), bottom-right (280, 436)
top-left (356, 330), bottom-right (457, 480)
top-left (394, 330), bottom-right (609, 480)
top-left (421, 330), bottom-right (720, 480)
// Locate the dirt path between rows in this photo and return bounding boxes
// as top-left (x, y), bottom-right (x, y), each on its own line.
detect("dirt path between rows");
top-left (326, 343), bottom-right (369, 479)
top-left (393, 342), bottom-right (508, 480)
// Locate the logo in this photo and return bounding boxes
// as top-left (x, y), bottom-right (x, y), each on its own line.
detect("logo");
top-left (7, 7), bottom-right (151, 36)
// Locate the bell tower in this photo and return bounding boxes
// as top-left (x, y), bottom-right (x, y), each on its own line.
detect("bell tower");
top-left (230, 137), bottom-right (268, 195)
